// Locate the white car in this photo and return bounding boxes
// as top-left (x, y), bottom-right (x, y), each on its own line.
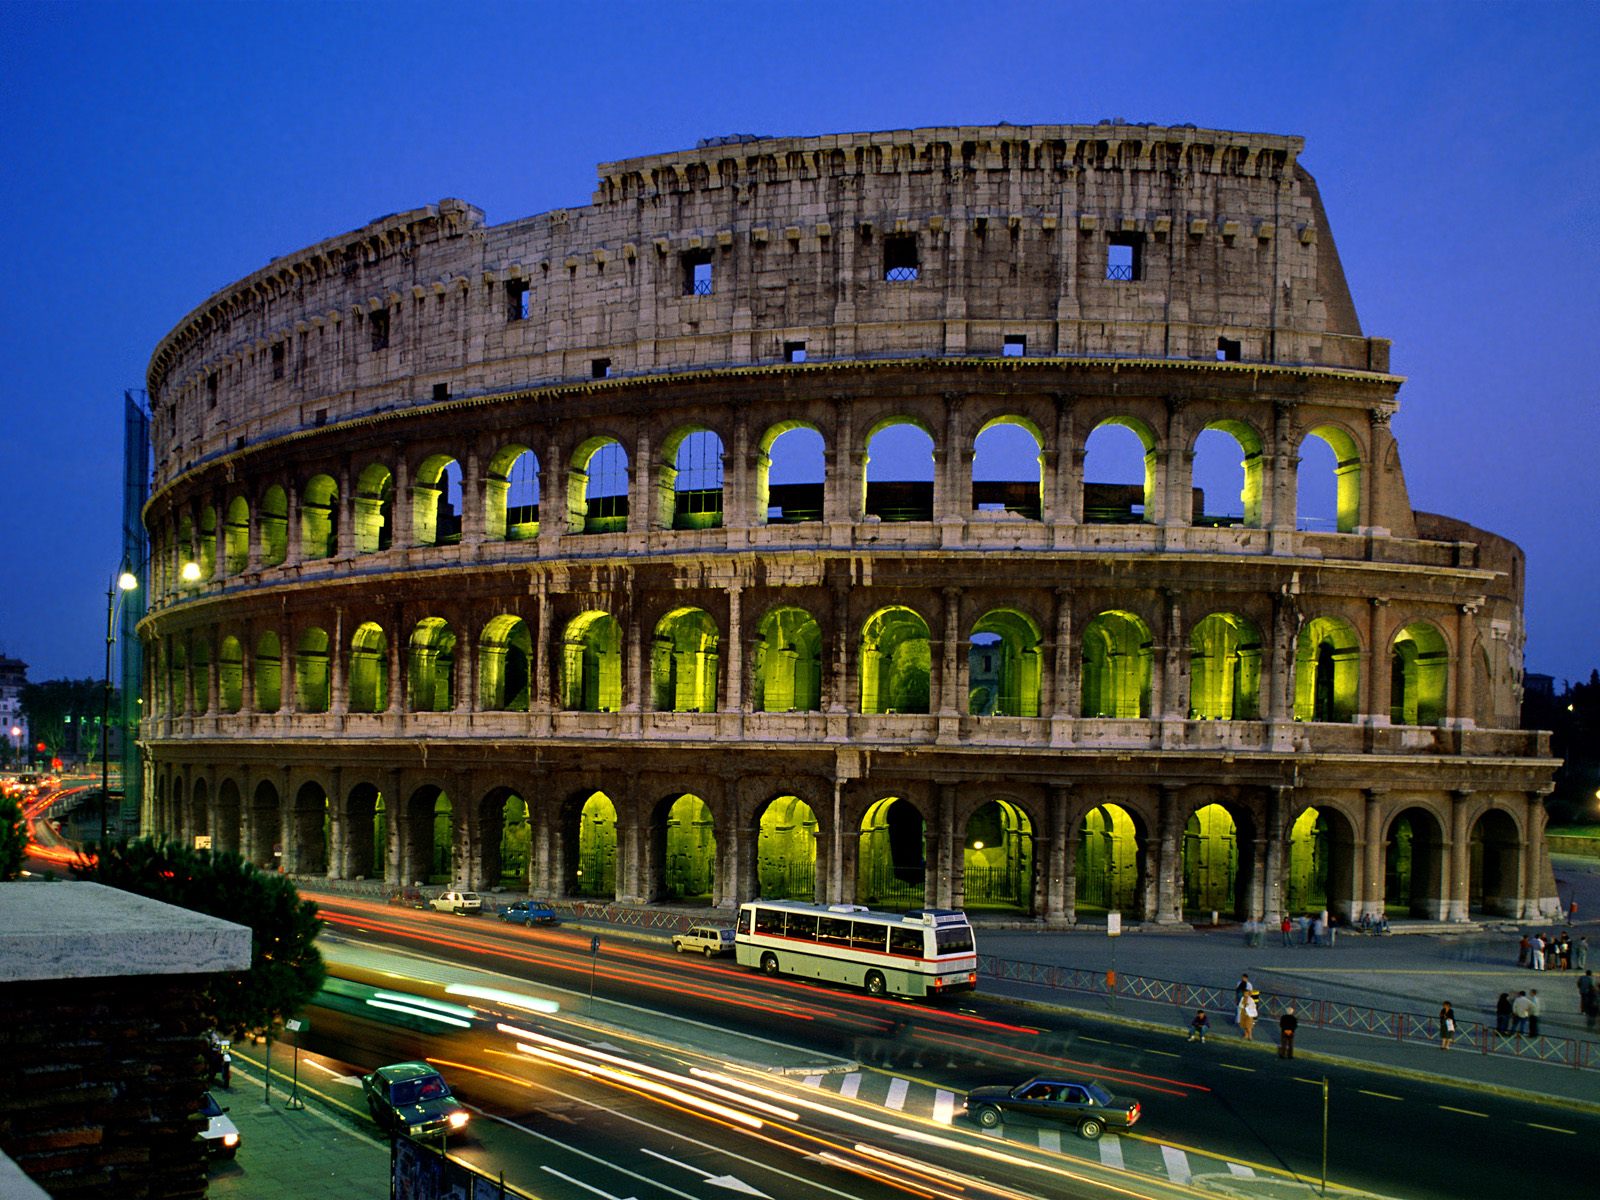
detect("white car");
top-left (428, 890), bottom-right (484, 915)
top-left (199, 1091), bottom-right (240, 1158)
top-left (672, 925), bottom-right (736, 957)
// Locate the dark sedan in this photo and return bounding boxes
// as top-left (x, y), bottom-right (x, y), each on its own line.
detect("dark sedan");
top-left (361, 1062), bottom-right (470, 1140)
top-left (964, 1076), bottom-right (1140, 1140)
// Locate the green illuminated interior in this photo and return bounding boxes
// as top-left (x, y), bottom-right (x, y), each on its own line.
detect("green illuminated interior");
top-left (651, 607), bottom-right (719, 712)
top-left (410, 455), bottom-right (459, 547)
top-left (497, 792), bottom-right (529, 888)
top-left (575, 790), bottom-right (617, 896)
top-left (968, 610), bottom-right (1042, 716)
top-left (189, 638), bottom-right (210, 714)
top-left (1077, 804), bottom-right (1139, 913)
top-left (561, 611), bottom-right (622, 711)
top-left (1390, 621), bottom-right (1448, 725)
top-left (858, 796), bottom-right (926, 907)
top-left (1181, 803), bottom-right (1237, 913)
top-left (407, 618), bottom-right (456, 711)
top-left (757, 795), bottom-right (817, 899)
top-left (963, 799), bottom-right (1033, 912)
top-left (752, 607), bottom-right (822, 712)
top-left (859, 606), bottom-right (931, 715)
top-left (253, 630), bottom-right (281, 711)
top-left (198, 505), bottom-right (217, 579)
top-left (295, 627), bottom-right (330, 712)
top-left (1302, 425), bottom-right (1362, 533)
top-left (430, 792), bottom-right (452, 882)
top-left (349, 621), bottom-right (389, 712)
top-left (1294, 615), bottom-right (1360, 722)
top-left (569, 437), bottom-right (629, 534)
top-left (662, 793), bottom-right (716, 901)
top-left (259, 485), bottom-right (288, 566)
top-left (1081, 611), bottom-right (1153, 718)
top-left (301, 474), bottom-right (337, 559)
top-left (224, 496), bottom-right (250, 574)
top-left (1285, 807), bottom-right (1330, 913)
top-left (218, 635), bottom-right (243, 713)
top-left (484, 445), bottom-right (539, 542)
top-left (1189, 612), bottom-right (1263, 719)
top-left (478, 615), bottom-right (532, 711)
top-left (354, 462), bottom-right (394, 553)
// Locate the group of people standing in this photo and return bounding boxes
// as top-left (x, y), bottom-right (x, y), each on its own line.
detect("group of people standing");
top-left (1493, 989), bottom-right (1542, 1036)
top-left (1518, 930), bottom-right (1586, 972)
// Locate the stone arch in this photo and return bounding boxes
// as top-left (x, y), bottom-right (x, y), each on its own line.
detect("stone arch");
top-left (972, 416), bottom-right (1044, 520)
top-left (348, 622), bottom-right (389, 713)
top-left (561, 611), bottom-right (622, 711)
top-left (1295, 615), bottom-right (1360, 722)
top-left (484, 444), bottom-right (540, 542)
top-left (168, 775), bottom-right (187, 843)
top-left (860, 606), bottom-right (931, 715)
top-left (651, 607), bottom-right (720, 712)
top-left (215, 778), bottom-right (242, 856)
top-left (968, 609), bottom-right (1042, 717)
top-left (1076, 802), bottom-right (1146, 918)
top-left (858, 795), bottom-right (926, 907)
top-left (654, 792), bottom-right (717, 903)
top-left (863, 418), bottom-right (935, 522)
top-left (657, 427), bottom-right (725, 530)
top-left (258, 484), bottom-right (289, 566)
top-left (197, 505), bottom-right (217, 580)
top-left (189, 636), bottom-right (211, 715)
top-left (398, 784), bottom-right (451, 886)
top-left (569, 437), bottom-right (629, 534)
top-left (345, 781), bottom-right (384, 880)
top-left (407, 618), bottom-right (456, 712)
top-left (249, 779), bottom-right (280, 869)
top-left (962, 797), bottom-right (1035, 914)
top-left (1083, 416), bottom-right (1157, 524)
top-left (1192, 419), bottom-right (1266, 527)
top-left (1469, 806), bottom-right (1522, 917)
top-left (1383, 805), bottom-right (1447, 919)
top-left (223, 496), bottom-right (250, 574)
top-left (755, 794), bottom-right (819, 900)
top-left (480, 786), bottom-right (530, 889)
top-left (288, 780), bottom-right (328, 875)
top-left (218, 635), bottom-right (244, 713)
top-left (1189, 612), bottom-right (1263, 720)
top-left (567, 790), bottom-right (617, 898)
top-left (758, 421), bottom-right (825, 525)
top-left (1297, 423), bottom-right (1362, 533)
top-left (478, 615), bottom-right (533, 712)
top-left (1287, 801), bottom-right (1359, 920)
top-left (353, 462), bottom-right (394, 553)
top-left (1391, 620), bottom-right (1449, 726)
top-left (1181, 800), bottom-right (1258, 920)
top-left (187, 777), bottom-right (210, 847)
top-left (752, 606), bottom-right (822, 712)
top-left (1081, 610), bottom-right (1153, 718)
top-left (300, 474), bottom-right (338, 560)
top-left (295, 627), bottom-right (331, 712)
top-left (411, 454), bottom-right (462, 547)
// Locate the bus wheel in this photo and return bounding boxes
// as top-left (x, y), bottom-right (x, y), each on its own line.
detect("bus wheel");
top-left (761, 952), bottom-right (780, 977)
top-left (865, 971), bottom-right (887, 997)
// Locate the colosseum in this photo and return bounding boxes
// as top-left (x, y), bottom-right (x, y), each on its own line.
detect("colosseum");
top-left (138, 123), bottom-right (1559, 926)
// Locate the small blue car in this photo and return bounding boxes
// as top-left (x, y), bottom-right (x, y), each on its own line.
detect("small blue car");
top-left (497, 900), bottom-right (558, 926)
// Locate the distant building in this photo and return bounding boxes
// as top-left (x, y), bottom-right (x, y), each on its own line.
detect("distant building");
top-left (0, 656), bottom-right (27, 764)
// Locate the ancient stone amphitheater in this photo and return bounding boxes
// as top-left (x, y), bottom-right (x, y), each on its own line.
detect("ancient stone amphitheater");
top-left (138, 124), bottom-right (1557, 924)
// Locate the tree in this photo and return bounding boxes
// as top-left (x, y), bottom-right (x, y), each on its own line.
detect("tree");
top-left (21, 678), bottom-right (105, 761)
top-left (0, 794), bottom-right (24, 880)
top-left (76, 839), bottom-right (325, 1033)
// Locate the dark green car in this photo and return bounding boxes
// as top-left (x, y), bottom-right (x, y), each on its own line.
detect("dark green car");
top-left (361, 1062), bottom-right (470, 1140)
top-left (964, 1076), bottom-right (1141, 1140)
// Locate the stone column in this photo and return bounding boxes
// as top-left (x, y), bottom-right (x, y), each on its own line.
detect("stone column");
top-left (1365, 597), bottom-right (1389, 723)
top-left (240, 621), bottom-right (256, 715)
top-left (387, 604), bottom-right (405, 714)
top-left (1158, 589), bottom-right (1184, 719)
top-left (330, 608), bottom-right (347, 715)
top-left (461, 442), bottom-right (484, 548)
top-left (932, 783), bottom-right (957, 909)
top-left (725, 583), bottom-right (744, 713)
top-left (1448, 790), bottom-right (1471, 922)
top-left (326, 767), bottom-right (345, 881)
top-left (939, 587), bottom-right (962, 716)
top-left (1047, 782), bottom-right (1073, 925)
top-left (1268, 399), bottom-right (1299, 534)
top-left (1454, 603), bottom-right (1479, 727)
top-left (1052, 588), bottom-right (1076, 730)
top-left (1154, 786), bottom-right (1183, 924)
top-left (1363, 788), bottom-right (1386, 921)
top-left (827, 581), bottom-right (850, 714)
top-left (284, 485), bottom-right (302, 567)
top-left (1264, 786), bottom-right (1290, 923)
top-left (335, 463), bottom-right (355, 560)
top-left (623, 600), bottom-right (643, 714)
top-left (534, 577), bottom-right (553, 711)
top-left (391, 454), bottom-right (413, 549)
top-left (1162, 396), bottom-right (1192, 527)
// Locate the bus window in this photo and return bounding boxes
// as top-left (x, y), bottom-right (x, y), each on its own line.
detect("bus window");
top-left (817, 917), bottom-right (851, 946)
top-left (754, 907), bottom-right (784, 936)
top-left (785, 912), bottom-right (818, 941)
top-left (889, 927), bottom-right (925, 957)
top-left (935, 926), bottom-right (975, 955)
top-left (851, 922), bottom-right (887, 952)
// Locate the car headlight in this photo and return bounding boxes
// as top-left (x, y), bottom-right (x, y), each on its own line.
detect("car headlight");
top-left (448, 1111), bottom-right (469, 1129)
top-left (223, 1133), bottom-right (239, 1147)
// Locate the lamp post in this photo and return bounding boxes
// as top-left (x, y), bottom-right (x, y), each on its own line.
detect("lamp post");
top-left (101, 568), bottom-right (139, 857)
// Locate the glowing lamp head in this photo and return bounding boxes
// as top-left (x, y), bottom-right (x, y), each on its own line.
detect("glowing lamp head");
top-left (180, 560), bottom-right (202, 583)
top-left (117, 571), bottom-right (138, 592)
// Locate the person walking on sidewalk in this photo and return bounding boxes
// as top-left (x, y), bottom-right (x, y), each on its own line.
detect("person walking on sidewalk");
top-left (1518, 934), bottom-right (1531, 968)
top-left (1580, 972), bottom-right (1598, 1032)
top-left (1511, 990), bottom-right (1532, 1034)
top-left (1278, 1006), bottom-right (1298, 1058)
top-left (1238, 990), bottom-right (1258, 1040)
top-left (1234, 972), bottom-right (1251, 1022)
top-left (1578, 970), bottom-right (1595, 1016)
top-left (1495, 992), bottom-right (1513, 1035)
top-left (1188, 1009), bottom-right (1209, 1043)
top-left (1528, 989), bottom-right (1541, 1037)
top-left (1281, 914), bottom-right (1294, 947)
top-left (1532, 934), bottom-right (1546, 971)
top-left (1579, 936), bottom-right (1590, 971)
top-left (1439, 1001), bottom-right (1457, 1050)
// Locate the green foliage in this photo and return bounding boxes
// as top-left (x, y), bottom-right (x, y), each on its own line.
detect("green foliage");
top-left (0, 794), bottom-right (24, 880)
top-left (20, 678), bottom-right (106, 757)
top-left (76, 838), bottom-right (325, 1034)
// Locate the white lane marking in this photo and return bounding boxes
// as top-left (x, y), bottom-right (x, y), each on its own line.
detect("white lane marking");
top-left (1162, 1145), bottom-right (1192, 1185)
top-left (299, 1057), bottom-right (344, 1077)
top-left (839, 1073), bottom-right (861, 1100)
top-left (803, 1074), bottom-right (823, 1087)
top-left (542, 1166), bottom-right (638, 1200)
top-left (639, 1148), bottom-right (771, 1197)
top-left (932, 1089), bottom-right (954, 1125)
top-left (1095, 1135), bottom-right (1121, 1168)
top-left (1228, 1162), bottom-right (1256, 1177)
top-left (884, 1077), bottom-right (910, 1110)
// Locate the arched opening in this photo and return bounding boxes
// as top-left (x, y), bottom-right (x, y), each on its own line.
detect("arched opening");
top-left (1081, 611), bottom-right (1153, 718)
top-left (757, 795), bottom-right (818, 900)
top-left (197, 506), bottom-right (217, 580)
top-left (259, 485), bottom-right (288, 566)
top-left (963, 799), bottom-right (1034, 914)
top-left (189, 638), bottom-right (211, 715)
top-left (1076, 804), bottom-right (1143, 916)
top-left (485, 445), bottom-right (540, 542)
top-left (187, 778), bottom-right (210, 849)
top-left (561, 611), bottom-right (622, 711)
top-left (1182, 803), bottom-right (1247, 918)
top-left (411, 455), bottom-right (463, 547)
top-left (860, 606), bottom-right (931, 715)
top-left (1297, 425), bottom-right (1362, 533)
top-left (290, 781), bottom-right (328, 875)
top-left (215, 779), bottom-right (241, 856)
top-left (972, 419), bottom-right (1043, 520)
top-left (480, 787), bottom-right (529, 889)
top-left (571, 791), bottom-right (617, 898)
top-left (253, 631), bottom-right (281, 712)
top-left (659, 428), bottom-right (724, 530)
top-left (400, 786), bottom-right (450, 885)
top-left (373, 793), bottom-right (388, 878)
top-left (858, 797), bottom-right (926, 907)
top-left (223, 496), bottom-right (250, 575)
top-left (295, 628), bottom-right (330, 713)
top-left (1286, 807), bottom-right (1330, 914)
top-left (218, 635), bottom-right (243, 713)
top-left (346, 782), bottom-right (383, 880)
top-left (1189, 613), bottom-right (1263, 720)
top-left (249, 780), bottom-right (280, 870)
top-left (300, 474), bottom-right (338, 560)
top-left (1191, 421), bottom-right (1265, 527)
top-left (659, 793), bottom-right (716, 902)
top-left (1384, 808), bottom-right (1446, 919)
top-left (1390, 621), bottom-right (1449, 726)
top-left (348, 622), bottom-right (389, 713)
top-left (407, 618), bottom-right (456, 712)
top-left (651, 608), bottom-right (720, 712)
top-left (752, 607), bottom-right (822, 712)
top-left (968, 610), bottom-right (1042, 717)
top-left (570, 438), bottom-right (629, 534)
top-left (864, 420), bottom-right (934, 522)
top-left (354, 463), bottom-right (394, 553)
top-left (1083, 418), bottom-right (1156, 524)
top-left (1469, 807), bottom-right (1521, 917)
top-left (1294, 616), bottom-right (1360, 722)
top-left (478, 616), bottom-right (532, 712)
top-left (759, 423), bottom-right (824, 524)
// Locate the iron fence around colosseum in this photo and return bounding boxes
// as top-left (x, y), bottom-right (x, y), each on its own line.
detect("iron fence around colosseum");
top-left (976, 955), bottom-right (1599, 1071)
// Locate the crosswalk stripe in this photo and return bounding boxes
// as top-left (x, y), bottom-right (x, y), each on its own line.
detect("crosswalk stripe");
top-left (933, 1090), bottom-right (955, 1125)
top-left (1228, 1163), bottom-right (1255, 1177)
top-left (838, 1073), bottom-right (860, 1099)
top-left (803, 1075), bottom-right (822, 1087)
top-left (884, 1077), bottom-right (910, 1111)
top-left (1097, 1136), bottom-right (1123, 1168)
top-left (1162, 1145), bottom-right (1191, 1185)
top-left (1039, 1129), bottom-right (1062, 1153)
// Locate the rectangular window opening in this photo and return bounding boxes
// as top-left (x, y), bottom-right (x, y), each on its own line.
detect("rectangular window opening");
top-left (1002, 335), bottom-right (1026, 358)
top-left (206, 374), bottom-right (218, 409)
top-left (784, 340), bottom-right (807, 363)
top-left (369, 308), bottom-right (390, 351)
top-left (314, 409), bottom-right (328, 427)
top-left (683, 250), bottom-right (714, 296)
top-left (506, 280), bottom-right (530, 322)
top-left (1106, 233), bottom-right (1144, 282)
top-left (432, 383), bottom-right (450, 403)
top-left (271, 342), bottom-right (286, 380)
top-left (1217, 336), bottom-right (1242, 362)
top-left (591, 358), bottom-right (611, 379)
top-left (883, 234), bottom-right (920, 282)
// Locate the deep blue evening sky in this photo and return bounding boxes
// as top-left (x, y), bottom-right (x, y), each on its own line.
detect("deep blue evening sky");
top-left (0, 1), bottom-right (1595, 688)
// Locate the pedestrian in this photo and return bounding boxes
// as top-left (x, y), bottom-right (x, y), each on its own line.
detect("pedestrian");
top-left (1495, 992), bottom-right (1512, 1035)
top-left (1527, 988), bottom-right (1541, 1037)
top-left (1511, 990), bottom-right (1531, 1034)
top-left (1518, 934), bottom-right (1531, 968)
top-left (1309, 915), bottom-right (1322, 947)
top-left (1187, 1009), bottom-right (1209, 1043)
top-left (1439, 1001), bottom-right (1457, 1050)
top-left (1318, 908), bottom-right (1329, 948)
top-left (1577, 970), bottom-right (1594, 1015)
top-left (1581, 973), bottom-right (1599, 1032)
top-left (1532, 934), bottom-right (1546, 971)
top-left (1281, 914), bottom-right (1294, 947)
top-left (1325, 912), bottom-right (1336, 948)
top-left (1238, 990), bottom-right (1258, 1040)
top-left (1579, 936), bottom-right (1590, 971)
top-left (1278, 1005), bottom-right (1298, 1058)
top-left (1570, 899), bottom-right (1579, 923)
top-left (1234, 971), bottom-right (1252, 1019)
top-left (1559, 932), bottom-right (1572, 971)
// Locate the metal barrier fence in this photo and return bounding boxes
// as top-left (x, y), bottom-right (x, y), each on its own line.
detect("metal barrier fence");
top-left (977, 954), bottom-right (1599, 1071)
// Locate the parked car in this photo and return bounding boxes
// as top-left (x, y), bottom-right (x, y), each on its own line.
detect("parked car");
top-left (672, 924), bottom-right (736, 957)
top-left (198, 1091), bottom-right (241, 1158)
top-left (497, 900), bottom-right (558, 926)
top-left (387, 887), bottom-right (425, 908)
top-left (361, 1062), bottom-right (470, 1140)
top-left (963, 1077), bottom-right (1141, 1140)
top-left (428, 890), bottom-right (483, 915)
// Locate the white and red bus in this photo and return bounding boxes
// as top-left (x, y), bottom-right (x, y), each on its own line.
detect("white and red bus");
top-left (734, 900), bottom-right (977, 997)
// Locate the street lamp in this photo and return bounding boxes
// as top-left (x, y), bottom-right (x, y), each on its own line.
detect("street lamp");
top-left (101, 568), bottom-right (139, 858)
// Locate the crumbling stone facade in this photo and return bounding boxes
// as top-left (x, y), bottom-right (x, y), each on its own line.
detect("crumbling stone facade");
top-left (138, 124), bottom-right (1559, 925)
